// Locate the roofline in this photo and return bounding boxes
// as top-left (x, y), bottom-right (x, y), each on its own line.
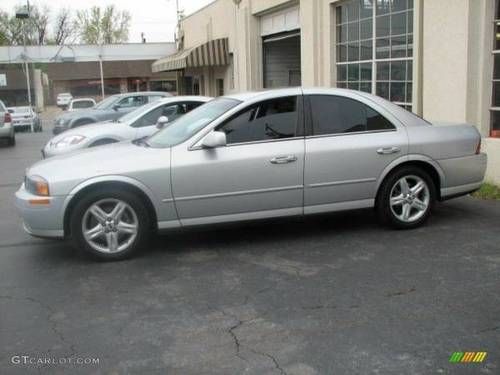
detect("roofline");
top-left (181, 0), bottom-right (220, 23)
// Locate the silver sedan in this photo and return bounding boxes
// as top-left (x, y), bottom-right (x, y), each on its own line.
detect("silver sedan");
top-left (16, 88), bottom-right (487, 260)
top-left (42, 96), bottom-right (212, 158)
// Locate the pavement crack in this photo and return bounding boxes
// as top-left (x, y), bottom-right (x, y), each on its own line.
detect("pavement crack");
top-left (386, 287), bottom-right (416, 297)
top-left (249, 348), bottom-right (287, 375)
top-left (478, 325), bottom-right (500, 333)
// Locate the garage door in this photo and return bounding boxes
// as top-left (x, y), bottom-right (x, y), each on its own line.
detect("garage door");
top-left (263, 32), bottom-right (301, 88)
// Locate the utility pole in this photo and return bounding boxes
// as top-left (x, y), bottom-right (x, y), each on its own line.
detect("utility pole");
top-left (99, 44), bottom-right (105, 100)
top-left (16, 0), bottom-right (33, 131)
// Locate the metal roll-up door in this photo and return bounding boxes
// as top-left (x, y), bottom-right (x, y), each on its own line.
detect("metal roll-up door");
top-left (263, 31), bottom-right (301, 88)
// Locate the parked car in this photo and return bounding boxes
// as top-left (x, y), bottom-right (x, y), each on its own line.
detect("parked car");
top-left (56, 93), bottom-right (73, 108)
top-left (0, 99), bottom-right (15, 146)
top-left (8, 106), bottom-right (42, 132)
top-left (16, 88), bottom-right (487, 260)
top-left (66, 98), bottom-right (96, 112)
top-left (52, 92), bottom-right (170, 135)
top-left (42, 96), bottom-right (211, 158)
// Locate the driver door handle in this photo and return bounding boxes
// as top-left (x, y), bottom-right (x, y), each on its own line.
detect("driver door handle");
top-left (270, 155), bottom-right (297, 164)
top-left (377, 146), bottom-right (401, 155)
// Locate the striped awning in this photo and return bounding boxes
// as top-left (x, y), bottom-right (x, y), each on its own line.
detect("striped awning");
top-left (152, 38), bottom-right (229, 73)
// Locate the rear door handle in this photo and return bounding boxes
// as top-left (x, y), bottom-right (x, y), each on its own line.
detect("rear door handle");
top-left (270, 155), bottom-right (297, 164)
top-left (377, 146), bottom-right (401, 155)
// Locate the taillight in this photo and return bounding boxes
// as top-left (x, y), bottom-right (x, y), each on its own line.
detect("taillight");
top-left (4, 112), bottom-right (11, 123)
top-left (475, 138), bottom-right (481, 155)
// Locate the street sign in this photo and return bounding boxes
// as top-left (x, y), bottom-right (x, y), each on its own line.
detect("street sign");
top-left (0, 74), bottom-right (6, 87)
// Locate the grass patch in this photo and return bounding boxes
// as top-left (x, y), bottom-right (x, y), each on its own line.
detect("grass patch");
top-left (472, 183), bottom-right (500, 200)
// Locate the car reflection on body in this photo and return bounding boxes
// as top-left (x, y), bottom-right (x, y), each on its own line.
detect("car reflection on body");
top-left (16, 88), bottom-right (487, 261)
top-left (42, 96), bottom-right (211, 158)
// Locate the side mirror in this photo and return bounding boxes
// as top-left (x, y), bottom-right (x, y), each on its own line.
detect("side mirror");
top-left (156, 116), bottom-right (169, 129)
top-left (201, 131), bottom-right (226, 148)
top-left (7, 109), bottom-right (14, 113)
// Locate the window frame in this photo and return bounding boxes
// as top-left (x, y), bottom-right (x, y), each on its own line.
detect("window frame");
top-left (304, 94), bottom-right (397, 138)
top-left (215, 95), bottom-right (305, 147)
top-left (335, 0), bottom-right (414, 111)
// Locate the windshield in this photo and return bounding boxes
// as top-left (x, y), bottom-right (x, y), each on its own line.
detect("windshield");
top-left (147, 98), bottom-right (240, 148)
top-left (118, 100), bottom-right (163, 123)
top-left (94, 95), bottom-right (120, 110)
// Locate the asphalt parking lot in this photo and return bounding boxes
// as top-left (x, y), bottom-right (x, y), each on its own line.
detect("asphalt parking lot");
top-left (0, 117), bottom-right (499, 375)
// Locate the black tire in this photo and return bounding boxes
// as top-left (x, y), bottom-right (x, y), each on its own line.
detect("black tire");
top-left (8, 135), bottom-right (15, 146)
top-left (376, 166), bottom-right (436, 229)
top-left (70, 188), bottom-right (152, 261)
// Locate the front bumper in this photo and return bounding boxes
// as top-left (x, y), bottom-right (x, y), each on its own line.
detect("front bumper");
top-left (53, 125), bottom-right (68, 135)
top-left (15, 183), bottom-right (68, 239)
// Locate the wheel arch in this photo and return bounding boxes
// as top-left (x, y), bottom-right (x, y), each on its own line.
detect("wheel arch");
top-left (70, 117), bottom-right (96, 128)
top-left (376, 155), bottom-right (444, 201)
top-left (62, 176), bottom-right (159, 237)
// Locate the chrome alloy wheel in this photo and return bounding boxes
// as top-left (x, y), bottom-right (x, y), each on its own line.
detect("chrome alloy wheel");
top-left (389, 175), bottom-right (430, 223)
top-left (81, 199), bottom-right (139, 254)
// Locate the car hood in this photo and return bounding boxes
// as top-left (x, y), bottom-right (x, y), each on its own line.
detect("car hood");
top-left (28, 141), bottom-right (168, 194)
top-left (48, 121), bottom-right (125, 144)
top-left (55, 108), bottom-right (107, 122)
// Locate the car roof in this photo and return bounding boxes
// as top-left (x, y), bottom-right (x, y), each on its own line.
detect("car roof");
top-left (154, 95), bottom-right (213, 104)
top-left (116, 91), bottom-right (172, 97)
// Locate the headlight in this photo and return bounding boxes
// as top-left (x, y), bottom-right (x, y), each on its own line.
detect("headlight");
top-left (54, 135), bottom-right (87, 148)
top-left (25, 175), bottom-right (50, 196)
top-left (56, 118), bottom-right (67, 126)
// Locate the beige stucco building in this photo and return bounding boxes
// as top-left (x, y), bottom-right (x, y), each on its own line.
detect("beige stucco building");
top-left (152, 0), bottom-right (500, 184)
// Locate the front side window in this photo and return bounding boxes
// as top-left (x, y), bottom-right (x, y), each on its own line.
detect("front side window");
top-left (147, 98), bottom-right (241, 148)
top-left (336, 0), bottom-right (414, 111)
top-left (218, 96), bottom-right (298, 144)
top-left (119, 96), bottom-right (146, 108)
top-left (309, 95), bottom-right (395, 135)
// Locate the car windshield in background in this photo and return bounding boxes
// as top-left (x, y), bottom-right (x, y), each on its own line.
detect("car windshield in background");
top-left (118, 100), bottom-right (161, 123)
top-left (147, 98), bottom-right (241, 148)
top-left (93, 95), bottom-right (119, 110)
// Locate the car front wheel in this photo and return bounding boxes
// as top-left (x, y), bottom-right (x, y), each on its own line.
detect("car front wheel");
top-left (70, 189), bottom-right (151, 260)
top-left (376, 167), bottom-right (436, 229)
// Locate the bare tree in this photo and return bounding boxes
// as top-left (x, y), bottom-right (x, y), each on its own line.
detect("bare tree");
top-left (52, 8), bottom-right (74, 45)
top-left (0, 5), bottom-right (50, 45)
top-left (75, 5), bottom-right (131, 44)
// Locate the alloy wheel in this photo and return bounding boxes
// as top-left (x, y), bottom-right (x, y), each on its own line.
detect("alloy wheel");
top-left (389, 175), bottom-right (430, 223)
top-left (81, 198), bottom-right (139, 254)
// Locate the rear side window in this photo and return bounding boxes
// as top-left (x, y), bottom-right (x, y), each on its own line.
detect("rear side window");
top-left (218, 96), bottom-right (298, 144)
top-left (309, 95), bottom-right (395, 135)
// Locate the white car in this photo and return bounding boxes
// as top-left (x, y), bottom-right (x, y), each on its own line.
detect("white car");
top-left (56, 93), bottom-right (73, 108)
top-left (8, 106), bottom-right (42, 132)
top-left (67, 98), bottom-right (96, 112)
top-left (42, 96), bottom-right (212, 158)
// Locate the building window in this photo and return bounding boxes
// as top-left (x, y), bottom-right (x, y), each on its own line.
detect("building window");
top-left (491, 0), bottom-right (500, 137)
top-left (336, 0), bottom-right (414, 111)
top-left (216, 79), bottom-right (224, 96)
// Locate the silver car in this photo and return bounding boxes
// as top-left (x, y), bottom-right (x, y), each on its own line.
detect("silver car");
top-left (8, 106), bottom-right (42, 132)
top-left (52, 91), bottom-right (170, 135)
top-left (42, 96), bottom-right (211, 158)
top-left (16, 88), bottom-right (487, 261)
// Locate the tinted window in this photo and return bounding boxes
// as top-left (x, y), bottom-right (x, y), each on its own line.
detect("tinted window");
top-left (73, 101), bottom-right (94, 109)
top-left (218, 96), bottom-right (297, 144)
top-left (119, 96), bottom-right (147, 108)
top-left (309, 95), bottom-right (395, 135)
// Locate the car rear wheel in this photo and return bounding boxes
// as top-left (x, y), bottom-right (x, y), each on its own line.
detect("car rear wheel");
top-left (70, 189), bottom-right (151, 260)
top-left (7, 134), bottom-right (15, 146)
top-left (376, 166), bottom-right (436, 229)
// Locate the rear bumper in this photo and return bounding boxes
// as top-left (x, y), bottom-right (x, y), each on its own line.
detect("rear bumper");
top-left (15, 184), bottom-right (67, 239)
top-left (439, 153), bottom-right (487, 199)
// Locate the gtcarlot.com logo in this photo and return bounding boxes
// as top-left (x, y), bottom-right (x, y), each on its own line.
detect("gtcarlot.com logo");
top-left (11, 355), bottom-right (100, 366)
top-left (449, 352), bottom-right (487, 363)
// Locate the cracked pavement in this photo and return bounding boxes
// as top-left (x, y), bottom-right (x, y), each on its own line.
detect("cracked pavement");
top-left (0, 128), bottom-right (499, 374)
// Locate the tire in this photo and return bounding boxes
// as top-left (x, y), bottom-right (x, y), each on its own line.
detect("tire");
top-left (70, 188), bottom-right (152, 261)
top-left (8, 134), bottom-right (15, 146)
top-left (376, 166), bottom-right (436, 229)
